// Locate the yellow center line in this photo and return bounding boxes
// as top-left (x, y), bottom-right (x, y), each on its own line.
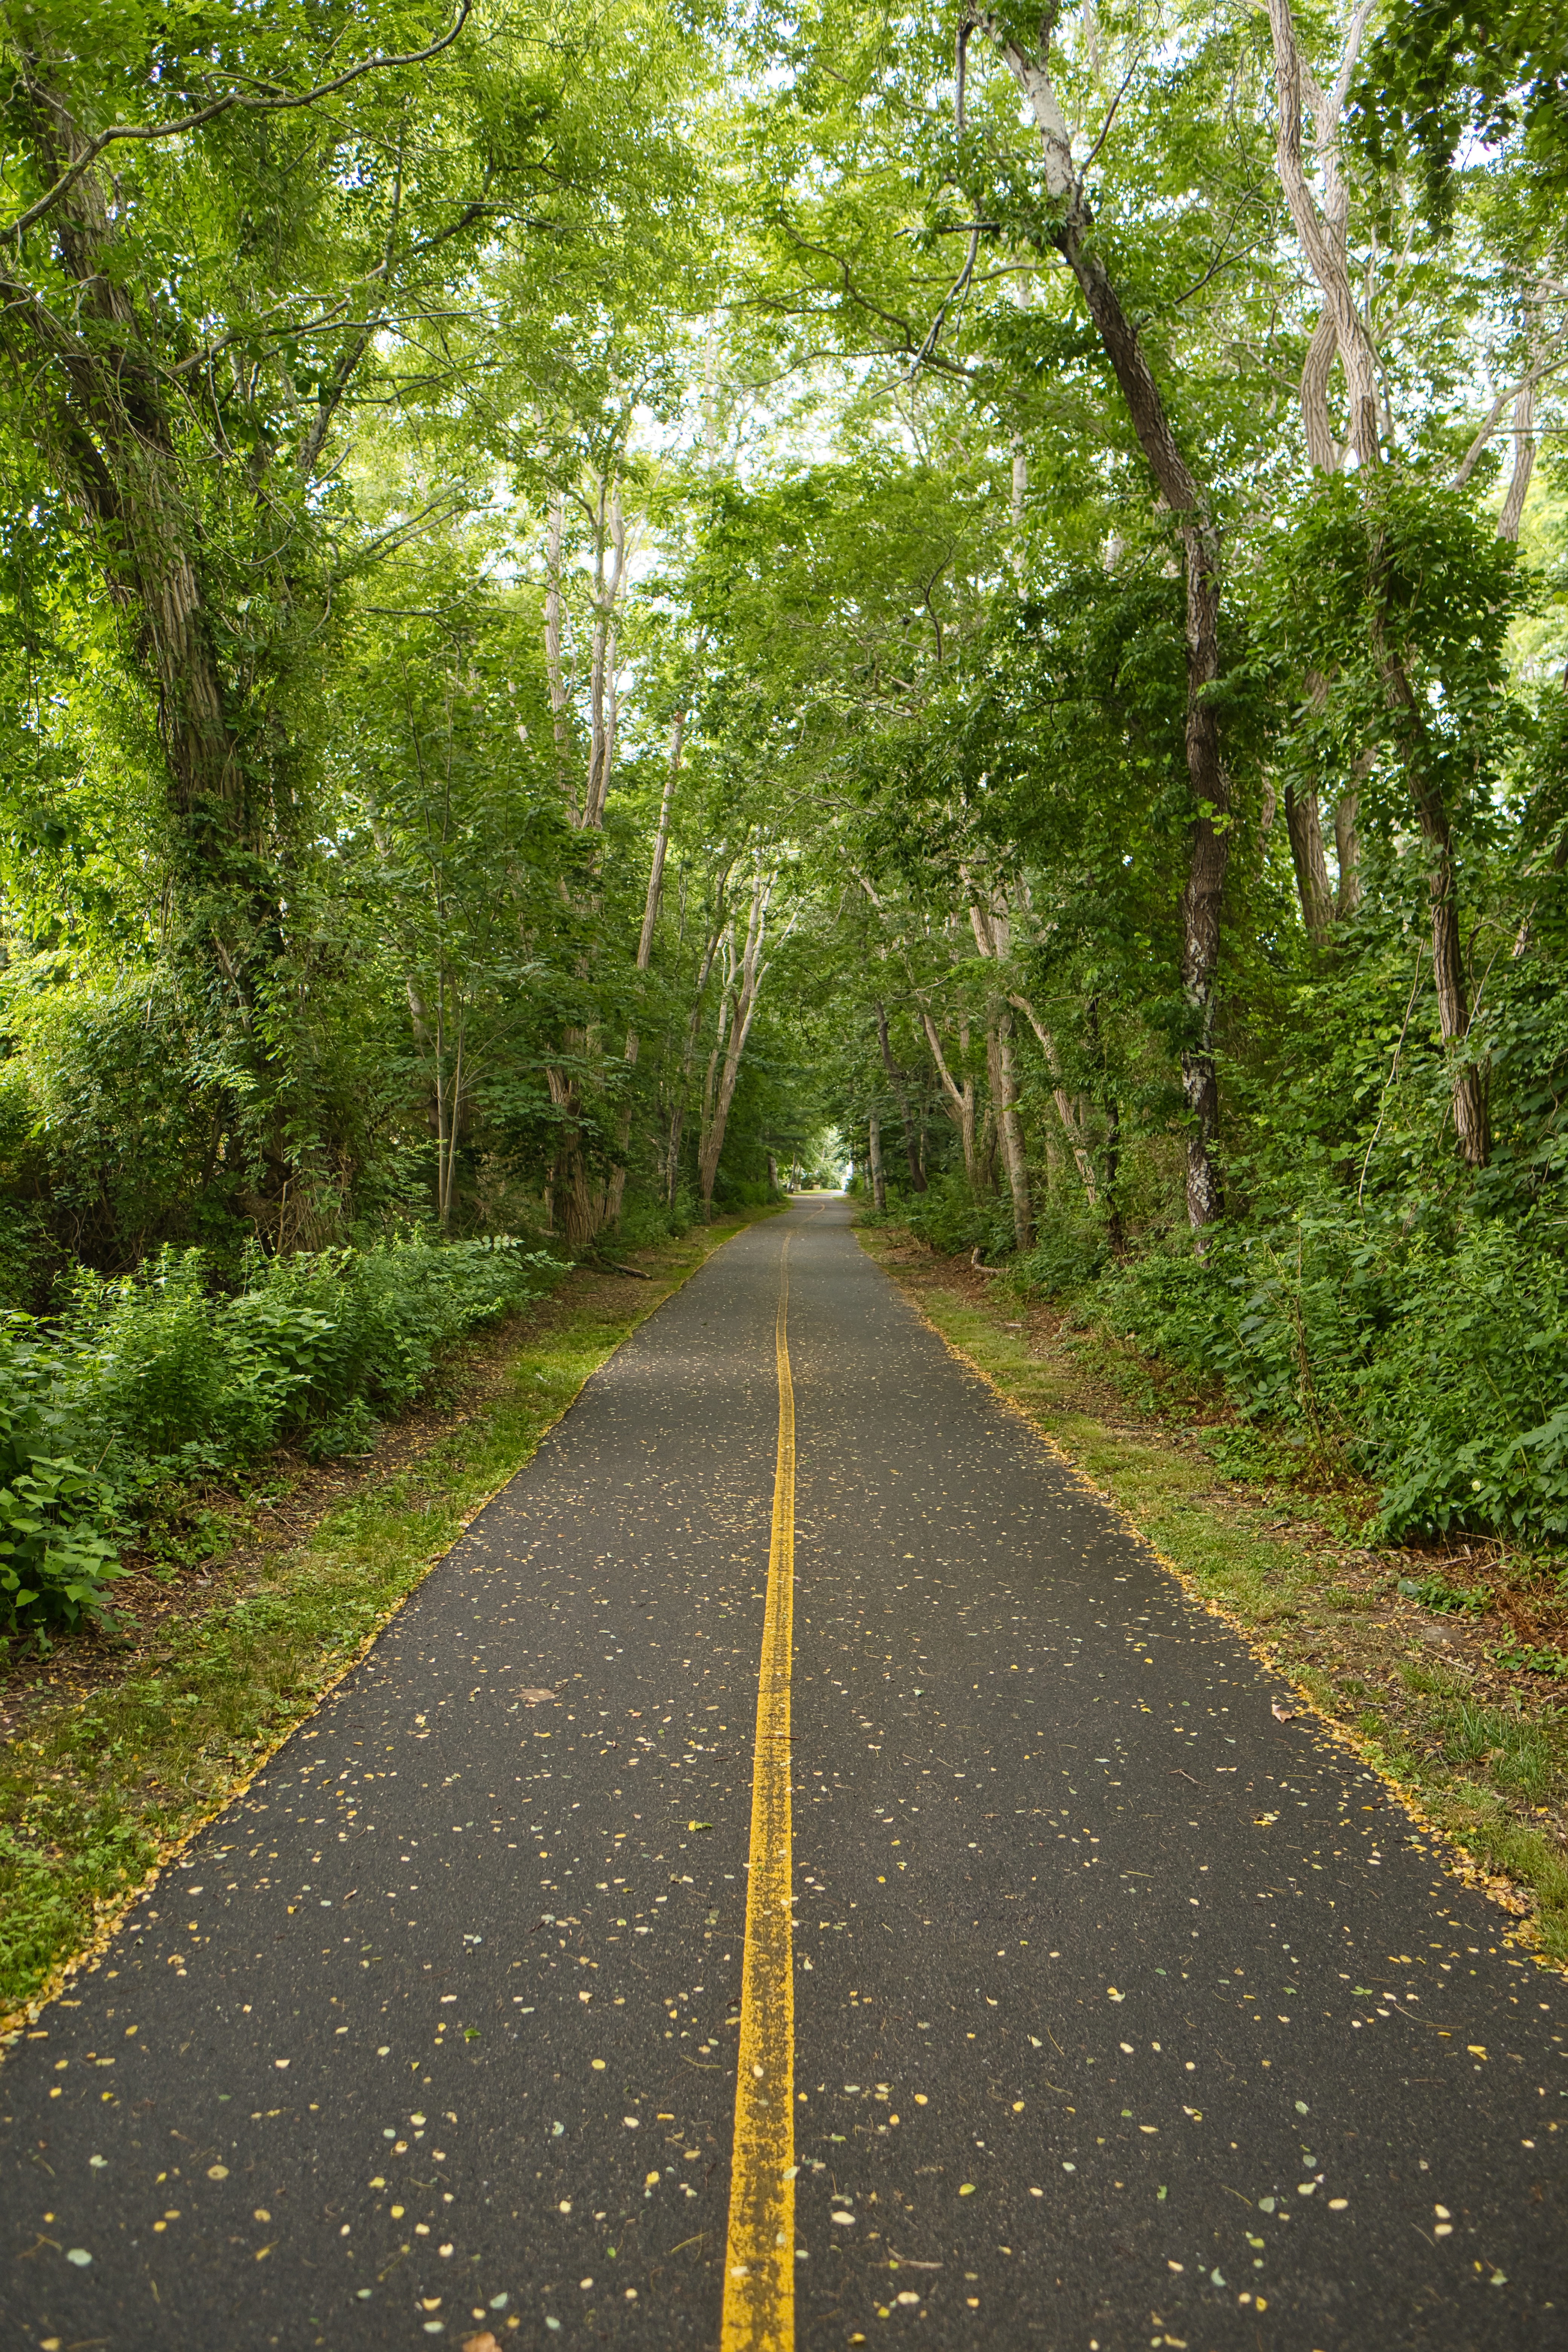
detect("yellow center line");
top-left (721, 1228), bottom-right (797, 2352)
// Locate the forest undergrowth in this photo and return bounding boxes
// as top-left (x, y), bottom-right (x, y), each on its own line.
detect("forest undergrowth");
top-left (858, 1217), bottom-right (1568, 1969)
top-left (0, 1210), bottom-right (779, 2034)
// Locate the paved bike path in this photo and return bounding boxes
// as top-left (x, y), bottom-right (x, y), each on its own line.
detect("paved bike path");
top-left (3, 1196), bottom-right (1563, 2350)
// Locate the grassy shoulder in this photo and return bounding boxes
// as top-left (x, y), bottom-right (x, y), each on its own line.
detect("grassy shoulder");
top-left (0, 1209), bottom-right (778, 2037)
top-left (858, 1223), bottom-right (1568, 1972)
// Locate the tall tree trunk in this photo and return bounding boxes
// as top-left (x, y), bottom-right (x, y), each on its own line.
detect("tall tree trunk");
top-left (1002, 982), bottom-right (1098, 1206)
top-left (1498, 375), bottom-right (1537, 544)
top-left (876, 1001), bottom-right (928, 1190)
top-left (1283, 782), bottom-right (1334, 946)
top-left (698, 873), bottom-right (777, 1210)
top-left (973, 14), bottom-right (1230, 1232)
top-left (605, 707), bottom-right (683, 1226)
top-left (668, 888), bottom-right (732, 1206)
top-left (1334, 786), bottom-right (1363, 918)
top-left (2, 66), bottom-right (304, 1022)
top-left (544, 500), bottom-right (574, 808)
top-left (1103, 1096), bottom-right (1125, 1256)
top-left (987, 1011), bottom-right (1034, 1252)
top-left (541, 470), bottom-right (635, 1246)
top-left (583, 481), bottom-right (628, 831)
top-left (1372, 593), bottom-right (1489, 1163)
top-left (920, 1009), bottom-right (979, 1188)
top-left (868, 1113), bottom-right (887, 1213)
top-left (962, 887), bottom-right (1035, 1246)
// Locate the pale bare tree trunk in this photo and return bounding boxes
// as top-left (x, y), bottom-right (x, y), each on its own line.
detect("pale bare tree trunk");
top-left (1267, 0), bottom-right (1383, 470)
top-left (544, 500), bottom-right (574, 811)
top-left (583, 482), bottom-right (628, 831)
top-left (604, 707), bottom-right (683, 1226)
top-left (963, 887), bottom-right (1035, 1245)
top-left (699, 872), bottom-right (780, 1210)
top-left (1273, 18), bottom-right (1368, 957)
top-left (541, 493), bottom-right (594, 1245)
top-left (1498, 375), bottom-right (1537, 544)
top-left (868, 1113), bottom-right (887, 1212)
top-left (1007, 999), bottom-right (1096, 1201)
top-left (1010, 436), bottom-right (1027, 585)
top-left (637, 710), bottom-right (683, 975)
top-left (1268, 0), bottom-right (1487, 1164)
top-left (541, 472), bottom-right (637, 1246)
top-left (920, 1008), bottom-right (979, 1188)
top-left (699, 960), bottom-right (733, 1179)
top-left (981, 885), bottom-right (1096, 1202)
top-left (987, 1012), bottom-right (1034, 1252)
top-left (1451, 320), bottom-right (1568, 505)
top-left (667, 887), bottom-right (731, 1205)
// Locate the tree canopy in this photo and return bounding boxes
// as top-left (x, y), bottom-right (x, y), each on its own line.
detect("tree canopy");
top-left (5, 0), bottom-right (1568, 1611)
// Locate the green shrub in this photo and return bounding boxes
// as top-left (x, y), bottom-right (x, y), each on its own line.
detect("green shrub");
top-left (0, 1315), bottom-right (126, 1647)
top-left (1084, 1200), bottom-right (1568, 1544)
top-left (713, 1175), bottom-right (775, 1208)
top-left (617, 1191), bottom-right (698, 1248)
top-left (1487, 1641), bottom-right (1568, 1677)
top-left (1017, 1200), bottom-right (1109, 1297)
top-left (903, 1175), bottom-right (1016, 1260)
top-left (0, 1233), bottom-right (563, 1645)
top-left (1397, 1571), bottom-right (1483, 1615)
top-left (0, 1458), bottom-right (125, 1646)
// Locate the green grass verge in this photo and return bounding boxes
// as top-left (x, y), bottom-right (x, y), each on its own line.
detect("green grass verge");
top-left (0, 1214), bottom-right (773, 2033)
top-left (884, 1268), bottom-right (1568, 1969)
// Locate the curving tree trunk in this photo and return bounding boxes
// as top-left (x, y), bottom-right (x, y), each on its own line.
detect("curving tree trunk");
top-left (920, 1008), bottom-right (980, 1190)
top-left (968, 10), bottom-right (1230, 1231)
top-left (1267, 0), bottom-right (1488, 1164)
top-left (540, 466), bottom-right (636, 1245)
top-left (4, 70), bottom-right (276, 991)
top-left (698, 870), bottom-right (779, 1211)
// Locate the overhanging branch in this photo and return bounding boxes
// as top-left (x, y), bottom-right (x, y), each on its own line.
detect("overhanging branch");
top-left (6, 1), bottom-right (472, 244)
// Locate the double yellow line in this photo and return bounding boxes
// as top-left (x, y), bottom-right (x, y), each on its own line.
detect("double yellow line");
top-left (720, 1230), bottom-right (798, 2352)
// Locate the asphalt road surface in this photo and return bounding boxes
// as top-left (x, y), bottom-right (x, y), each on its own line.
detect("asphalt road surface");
top-left (3, 1194), bottom-right (1564, 2352)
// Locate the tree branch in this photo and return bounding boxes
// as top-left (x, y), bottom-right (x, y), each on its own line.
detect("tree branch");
top-left (5, 1), bottom-right (472, 244)
top-left (1450, 329), bottom-right (1568, 491)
